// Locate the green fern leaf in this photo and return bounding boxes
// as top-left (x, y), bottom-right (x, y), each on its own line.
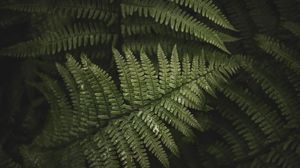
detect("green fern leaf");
top-left (30, 46), bottom-right (239, 167)
top-left (255, 34), bottom-right (300, 74)
top-left (121, 0), bottom-right (230, 53)
top-left (168, 0), bottom-right (236, 30)
top-left (1, 0), bottom-right (117, 25)
top-left (241, 58), bottom-right (300, 128)
top-left (282, 21), bottom-right (300, 38)
top-left (0, 23), bottom-right (117, 57)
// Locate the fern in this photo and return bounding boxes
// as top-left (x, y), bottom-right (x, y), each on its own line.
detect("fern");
top-left (0, 0), bottom-right (236, 59)
top-left (220, 83), bottom-right (284, 142)
top-left (206, 111), bottom-right (250, 160)
top-left (255, 34), bottom-right (300, 74)
top-left (282, 21), bottom-right (300, 38)
top-left (23, 46), bottom-right (239, 167)
top-left (1, 0), bottom-right (300, 168)
top-left (243, 62), bottom-right (300, 128)
top-left (168, 0), bottom-right (236, 30)
top-left (1, 0), bottom-right (118, 25)
top-left (213, 96), bottom-right (266, 152)
top-left (121, 0), bottom-right (229, 53)
top-left (236, 134), bottom-right (300, 168)
top-left (0, 23), bottom-right (117, 57)
top-left (121, 17), bottom-right (238, 44)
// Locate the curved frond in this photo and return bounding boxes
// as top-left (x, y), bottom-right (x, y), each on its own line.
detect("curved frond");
top-left (121, 0), bottom-right (229, 53)
top-left (0, 23), bottom-right (117, 57)
top-left (168, 0), bottom-right (236, 30)
top-left (1, 0), bottom-right (117, 24)
top-left (255, 34), bottom-right (300, 74)
top-left (30, 46), bottom-right (239, 167)
top-left (282, 21), bottom-right (300, 38)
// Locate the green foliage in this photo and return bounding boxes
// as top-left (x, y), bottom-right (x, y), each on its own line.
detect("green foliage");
top-left (166, 1), bottom-right (300, 168)
top-left (255, 34), bottom-right (300, 74)
top-left (168, 0), bottom-right (236, 30)
top-left (1, 0), bottom-right (117, 24)
top-left (1, 0), bottom-right (300, 168)
top-left (121, 0), bottom-right (229, 52)
top-left (18, 46), bottom-right (238, 168)
top-left (282, 21), bottom-right (300, 38)
top-left (0, 0), bottom-right (235, 58)
top-left (0, 23), bottom-right (117, 57)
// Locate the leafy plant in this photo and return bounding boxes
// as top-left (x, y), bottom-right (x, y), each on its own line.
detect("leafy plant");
top-left (19, 46), bottom-right (238, 168)
top-left (0, 0), bottom-right (300, 168)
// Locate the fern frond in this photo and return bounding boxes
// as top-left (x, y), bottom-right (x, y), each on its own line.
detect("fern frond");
top-left (1, 0), bottom-right (118, 25)
top-left (60, 142), bottom-right (86, 168)
top-left (0, 23), bottom-right (117, 57)
top-left (31, 46), bottom-right (239, 167)
top-left (122, 35), bottom-right (200, 55)
top-left (220, 83), bottom-right (284, 141)
top-left (121, 17), bottom-right (238, 43)
top-left (122, 17), bottom-right (199, 41)
top-left (208, 112), bottom-right (249, 160)
top-left (220, 0), bottom-right (257, 54)
top-left (200, 108), bottom-right (300, 168)
top-left (255, 34), bottom-right (300, 74)
top-left (206, 141), bottom-right (235, 165)
top-left (213, 97), bottom-right (266, 152)
top-left (243, 62), bottom-right (300, 128)
top-left (282, 21), bottom-right (300, 38)
top-left (19, 146), bottom-right (47, 168)
top-left (122, 34), bottom-right (234, 57)
top-left (195, 53), bottom-right (300, 167)
top-left (121, 0), bottom-right (229, 53)
top-left (168, 0), bottom-right (236, 30)
top-left (236, 134), bottom-right (300, 168)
